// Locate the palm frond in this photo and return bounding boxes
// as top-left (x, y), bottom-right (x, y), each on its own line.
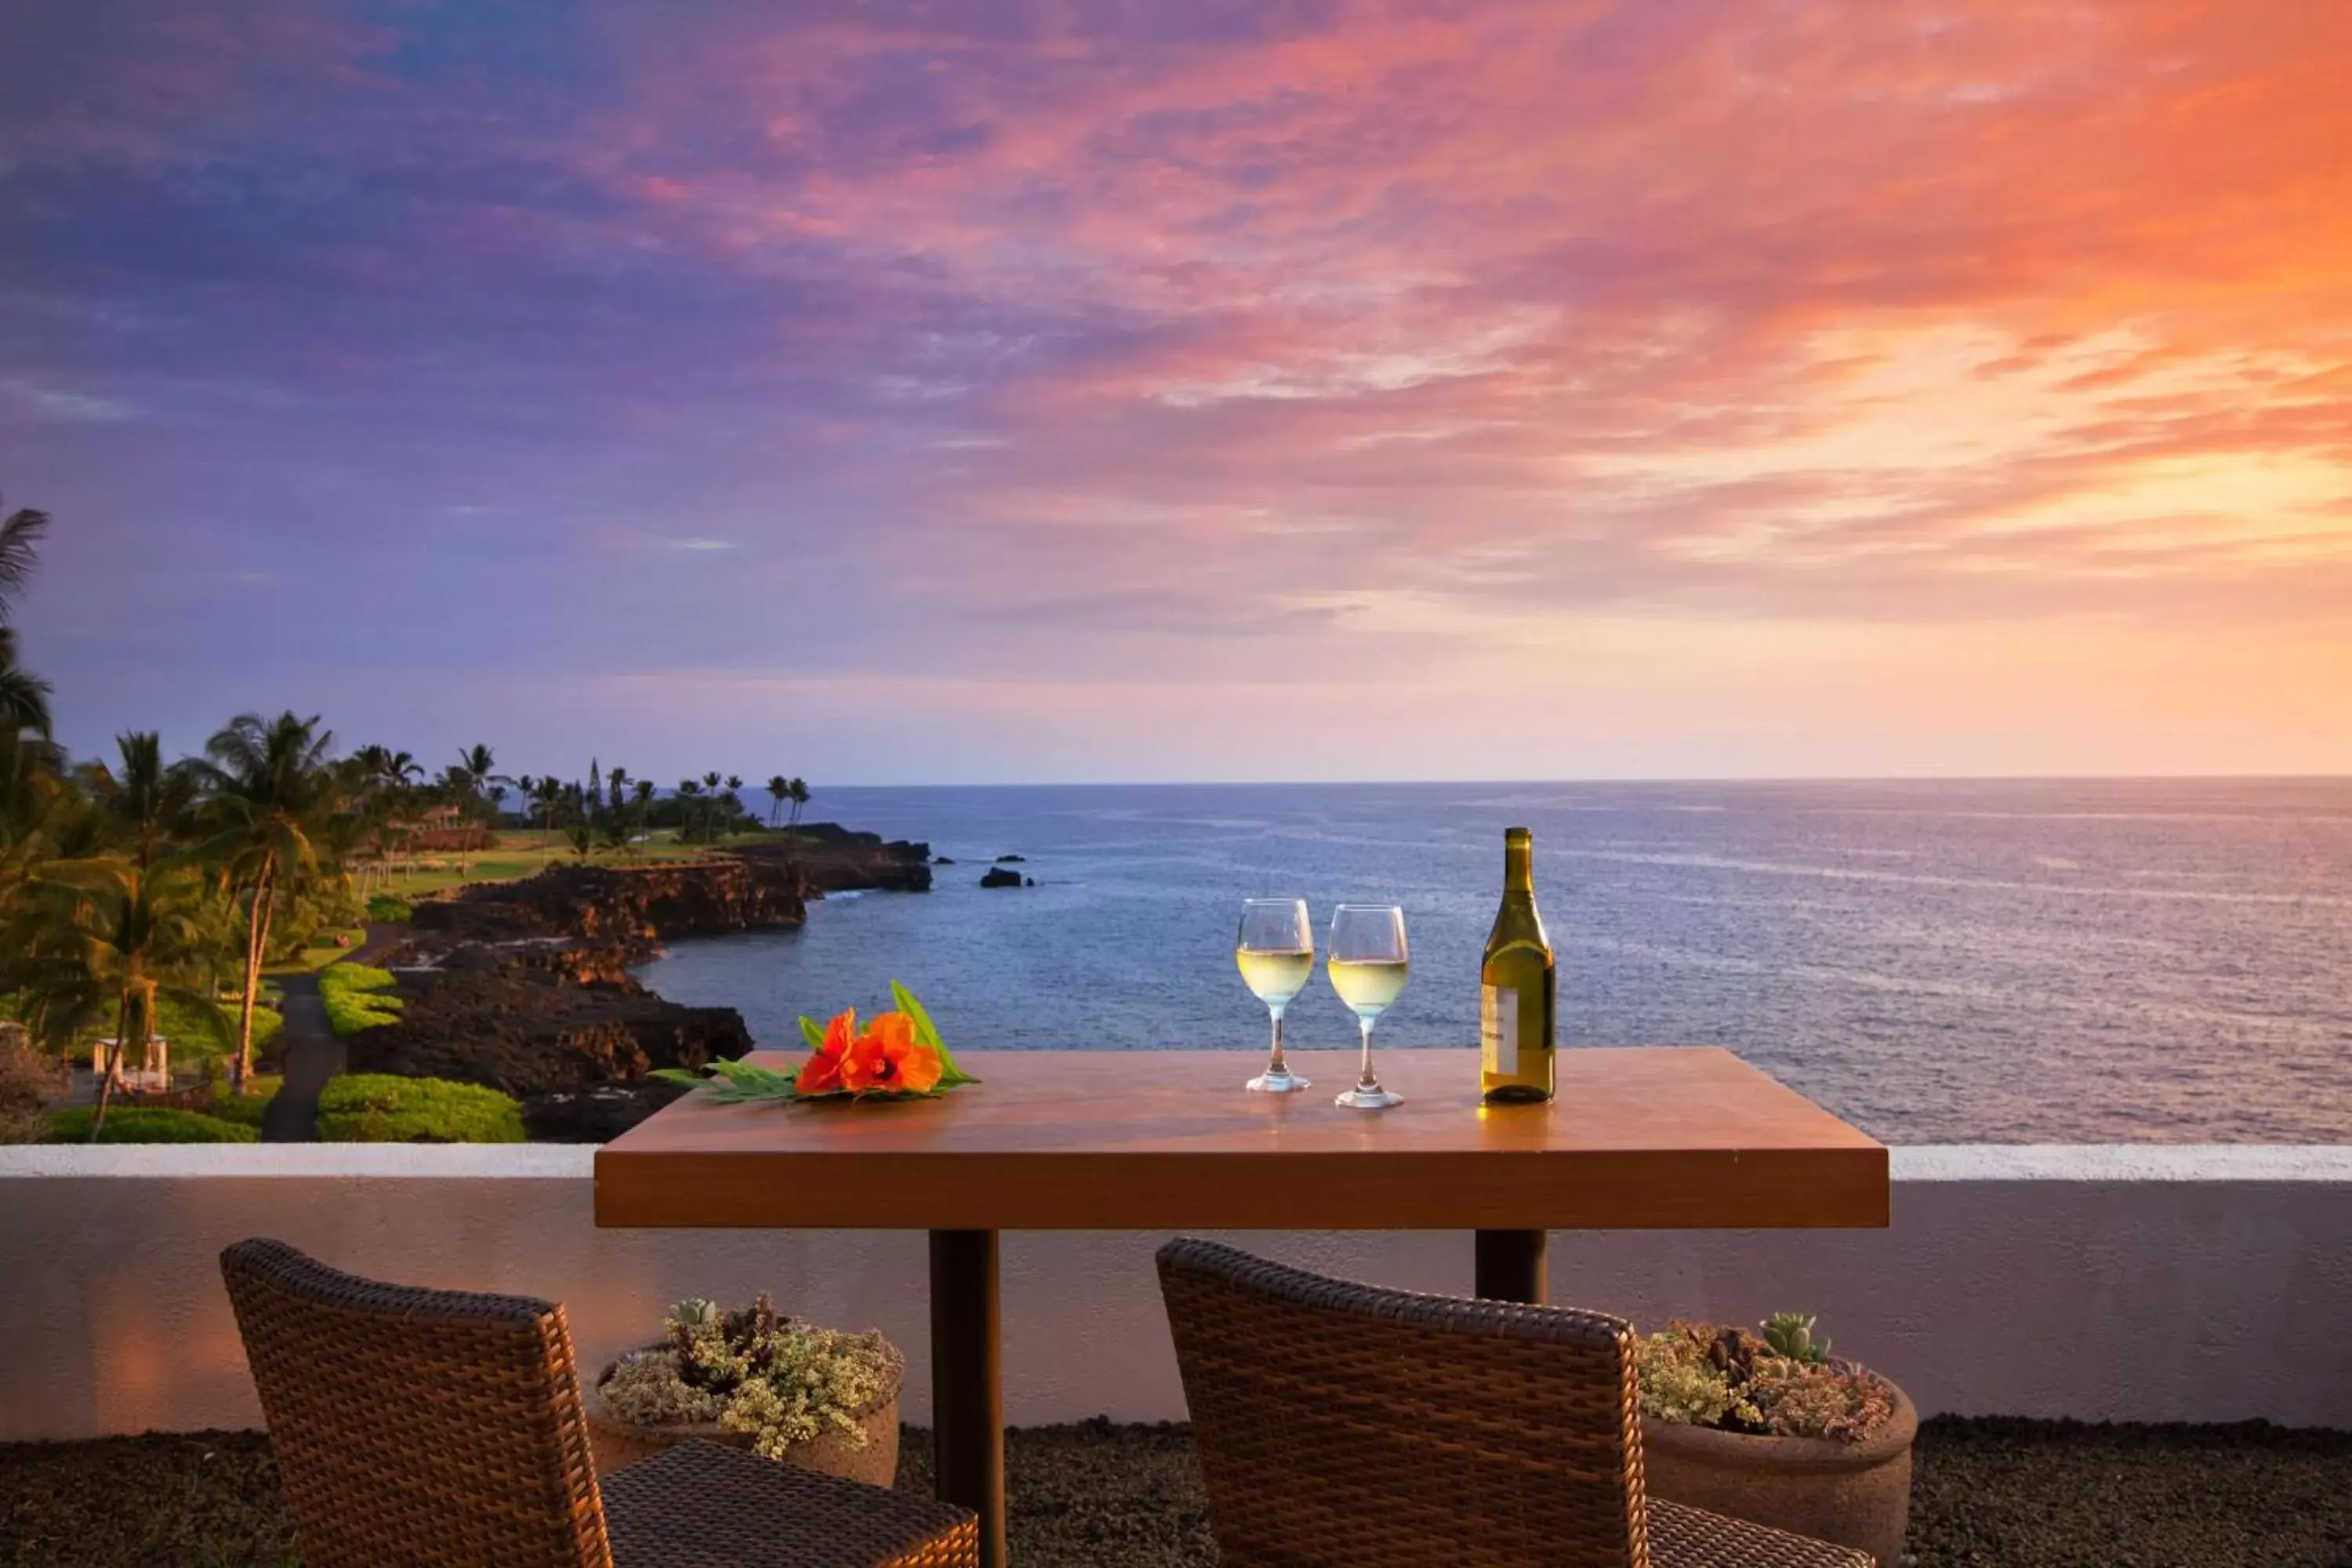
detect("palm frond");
top-left (0, 505), bottom-right (49, 612)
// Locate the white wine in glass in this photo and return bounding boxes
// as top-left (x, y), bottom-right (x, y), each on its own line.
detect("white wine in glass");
top-left (1329, 903), bottom-right (1407, 1109)
top-left (1237, 898), bottom-right (1313, 1093)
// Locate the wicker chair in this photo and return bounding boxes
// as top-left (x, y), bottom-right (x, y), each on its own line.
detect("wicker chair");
top-left (1157, 1238), bottom-right (1874, 1568)
top-left (220, 1237), bottom-right (976, 1568)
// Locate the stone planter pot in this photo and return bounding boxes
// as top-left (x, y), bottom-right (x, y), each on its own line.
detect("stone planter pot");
top-left (582, 1340), bottom-right (903, 1489)
top-left (1641, 1373), bottom-right (1918, 1568)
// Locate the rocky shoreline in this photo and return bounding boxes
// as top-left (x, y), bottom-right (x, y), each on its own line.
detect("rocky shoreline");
top-left (345, 826), bottom-right (930, 1140)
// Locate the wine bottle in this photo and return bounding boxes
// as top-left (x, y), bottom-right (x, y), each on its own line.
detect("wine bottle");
top-left (1480, 826), bottom-right (1555, 1103)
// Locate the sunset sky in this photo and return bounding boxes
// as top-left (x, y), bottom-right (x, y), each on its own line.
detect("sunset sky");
top-left (2, 0), bottom-right (2347, 782)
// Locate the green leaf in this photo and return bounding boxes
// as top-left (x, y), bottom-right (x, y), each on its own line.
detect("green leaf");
top-left (798, 1014), bottom-right (829, 1053)
top-left (647, 1067), bottom-right (709, 1088)
top-left (891, 980), bottom-right (979, 1087)
top-left (706, 1059), bottom-right (794, 1094)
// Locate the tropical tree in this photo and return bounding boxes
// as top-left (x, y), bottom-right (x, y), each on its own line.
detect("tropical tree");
top-left (564, 818), bottom-right (595, 862)
top-left (84, 731), bottom-right (199, 871)
top-left (6, 854), bottom-right (226, 1137)
top-left (764, 775), bottom-right (789, 829)
top-left (452, 743), bottom-right (510, 829)
top-left (189, 713), bottom-right (340, 1092)
top-left (354, 746), bottom-right (423, 795)
top-left (0, 728), bottom-right (70, 929)
top-left (787, 778), bottom-right (810, 833)
top-left (608, 765), bottom-right (628, 812)
top-left (598, 811), bottom-right (632, 858)
top-left (632, 778), bottom-right (655, 842)
top-left (0, 501), bottom-right (53, 738)
top-left (676, 779), bottom-right (704, 844)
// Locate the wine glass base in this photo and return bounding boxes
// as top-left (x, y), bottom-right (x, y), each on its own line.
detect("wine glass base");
top-left (1246, 1068), bottom-right (1311, 1093)
top-left (1334, 1085), bottom-right (1403, 1109)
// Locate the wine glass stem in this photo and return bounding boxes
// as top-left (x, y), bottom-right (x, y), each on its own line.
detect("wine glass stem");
top-left (1267, 1006), bottom-right (1288, 1075)
top-left (1357, 1018), bottom-right (1377, 1088)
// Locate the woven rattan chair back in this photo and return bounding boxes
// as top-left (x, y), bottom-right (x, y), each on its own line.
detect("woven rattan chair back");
top-left (221, 1236), bottom-right (614, 1568)
top-left (1158, 1237), bottom-right (1654, 1568)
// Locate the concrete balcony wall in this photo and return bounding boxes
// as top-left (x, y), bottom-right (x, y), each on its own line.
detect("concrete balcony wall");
top-left (2, 1145), bottom-right (2347, 1443)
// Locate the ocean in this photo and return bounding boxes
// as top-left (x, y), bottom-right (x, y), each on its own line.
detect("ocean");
top-left (635, 779), bottom-right (2352, 1144)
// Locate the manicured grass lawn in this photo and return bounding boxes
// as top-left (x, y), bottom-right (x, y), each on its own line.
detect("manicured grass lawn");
top-left (361, 829), bottom-right (739, 901)
top-left (260, 928), bottom-right (368, 977)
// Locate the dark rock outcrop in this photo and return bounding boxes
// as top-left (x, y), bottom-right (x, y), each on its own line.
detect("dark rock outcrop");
top-left (995, 854), bottom-right (1025, 863)
top-left (408, 860), bottom-right (808, 959)
top-left (980, 866), bottom-right (1024, 888)
top-left (347, 938), bottom-right (753, 1109)
top-left (728, 822), bottom-right (933, 895)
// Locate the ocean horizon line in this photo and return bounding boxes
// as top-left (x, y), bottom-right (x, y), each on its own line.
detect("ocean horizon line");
top-left (789, 772), bottom-right (2352, 793)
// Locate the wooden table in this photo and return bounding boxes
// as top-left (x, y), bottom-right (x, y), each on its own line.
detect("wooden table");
top-left (597, 1047), bottom-right (1887, 1566)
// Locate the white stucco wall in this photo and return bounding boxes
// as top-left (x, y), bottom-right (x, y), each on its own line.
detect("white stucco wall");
top-left (2, 1145), bottom-right (2347, 1442)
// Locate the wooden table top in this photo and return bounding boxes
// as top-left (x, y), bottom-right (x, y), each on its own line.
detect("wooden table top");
top-left (595, 1047), bottom-right (1887, 1232)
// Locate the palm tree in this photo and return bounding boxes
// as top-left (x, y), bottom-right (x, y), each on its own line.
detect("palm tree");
top-left (632, 778), bottom-right (655, 844)
top-left (7, 854), bottom-right (226, 1137)
top-left (598, 811), bottom-right (632, 858)
top-left (0, 726), bottom-right (68, 927)
top-left (0, 501), bottom-right (53, 738)
top-left (608, 765), bottom-right (628, 812)
top-left (787, 778), bottom-right (810, 833)
top-left (765, 775), bottom-right (789, 829)
top-left (676, 779), bottom-right (703, 844)
top-left (0, 627), bottom-right (52, 740)
top-left (85, 731), bottom-right (198, 871)
top-left (189, 713), bottom-right (339, 1092)
top-left (0, 498), bottom-right (46, 615)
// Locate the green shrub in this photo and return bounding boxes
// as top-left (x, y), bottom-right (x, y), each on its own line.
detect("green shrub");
top-left (199, 1076), bottom-right (284, 1129)
top-left (316, 1074), bottom-right (524, 1143)
top-left (366, 893), bottom-right (414, 923)
top-left (44, 1107), bottom-right (257, 1144)
top-left (318, 964), bottom-right (405, 1036)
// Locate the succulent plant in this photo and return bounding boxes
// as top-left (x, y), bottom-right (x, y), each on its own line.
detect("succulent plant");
top-left (612, 1294), bottom-right (897, 1457)
top-left (1760, 1311), bottom-right (1831, 1366)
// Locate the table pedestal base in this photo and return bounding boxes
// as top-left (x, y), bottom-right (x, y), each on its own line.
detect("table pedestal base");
top-left (1474, 1228), bottom-right (1548, 1304)
top-left (929, 1229), bottom-right (1006, 1568)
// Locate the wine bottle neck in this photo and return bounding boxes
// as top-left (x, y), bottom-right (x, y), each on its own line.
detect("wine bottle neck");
top-left (1504, 833), bottom-right (1533, 894)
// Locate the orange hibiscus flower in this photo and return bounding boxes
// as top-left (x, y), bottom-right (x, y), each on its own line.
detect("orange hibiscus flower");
top-left (840, 1010), bottom-right (943, 1095)
top-left (796, 1008), bottom-right (858, 1095)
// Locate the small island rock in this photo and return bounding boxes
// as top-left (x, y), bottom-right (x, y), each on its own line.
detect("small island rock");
top-left (994, 854), bottom-right (1025, 863)
top-left (980, 867), bottom-right (1025, 888)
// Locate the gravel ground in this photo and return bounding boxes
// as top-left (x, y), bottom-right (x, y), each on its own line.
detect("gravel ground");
top-left (3, 1417), bottom-right (2347, 1566)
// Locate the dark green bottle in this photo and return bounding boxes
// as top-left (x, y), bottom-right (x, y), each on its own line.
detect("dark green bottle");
top-left (1479, 826), bottom-right (1555, 1103)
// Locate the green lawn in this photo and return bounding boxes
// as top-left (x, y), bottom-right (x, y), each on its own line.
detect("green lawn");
top-left (261, 927), bottom-right (370, 976)
top-left (360, 829), bottom-right (739, 901)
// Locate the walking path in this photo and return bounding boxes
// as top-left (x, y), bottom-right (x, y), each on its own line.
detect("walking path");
top-left (256, 924), bottom-right (408, 1143)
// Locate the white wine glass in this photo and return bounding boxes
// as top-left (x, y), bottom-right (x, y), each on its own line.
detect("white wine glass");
top-left (1236, 898), bottom-right (1313, 1092)
top-left (1328, 903), bottom-right (1407, 1109)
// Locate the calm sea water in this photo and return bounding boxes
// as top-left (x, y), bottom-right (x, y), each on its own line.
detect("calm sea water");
top-left (637, 779), bottom-right (2352, 1144)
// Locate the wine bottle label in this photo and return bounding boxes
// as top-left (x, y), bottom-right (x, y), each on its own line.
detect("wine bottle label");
top-left (1481, 985), bottom-right (1518, 1074)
